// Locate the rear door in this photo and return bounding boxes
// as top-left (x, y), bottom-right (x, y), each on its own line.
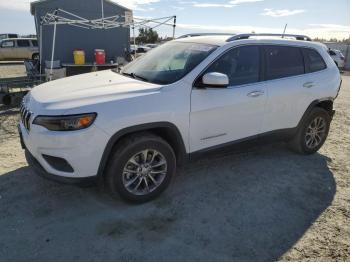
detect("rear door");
top-left (301, 47), bottom-right (329, 100)
top-left (30, 40), bottom-right (39, 57)
top-left (261, 45), bottom-right (309, 133)
top-left (190, 45), bottom-right (267, 152)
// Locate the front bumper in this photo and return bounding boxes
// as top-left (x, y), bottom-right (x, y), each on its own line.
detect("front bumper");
top-left (19, 121), bottom-right (110, 179)
top-left (24, 149), bottom-right (96, 185)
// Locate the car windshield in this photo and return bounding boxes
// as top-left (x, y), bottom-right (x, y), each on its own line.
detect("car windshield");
top-left (120, 41), bottom-right (217, 85)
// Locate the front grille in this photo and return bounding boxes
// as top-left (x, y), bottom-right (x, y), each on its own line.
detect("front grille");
top-left (20, 103), bottom-right (32, 131)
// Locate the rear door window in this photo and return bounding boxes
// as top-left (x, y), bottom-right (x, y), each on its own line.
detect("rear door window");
top-left (204, 45), bottom-right (260, 86)
top-left (265, 45), bottom-right (304, 80)
top-left (17, 40), bottom-right (30, 47)
top-left (302, 48), bottom-right (327, 73)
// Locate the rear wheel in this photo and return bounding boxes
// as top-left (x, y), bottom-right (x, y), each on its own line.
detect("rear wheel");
top-left (2, 94), bottom-right (12, 106)
top-left (105, 133), bottom-right (176, 203)
top-left (289, 108), bottom-right (331, 154)
top-left (32, 53), bottom-right (39, 60)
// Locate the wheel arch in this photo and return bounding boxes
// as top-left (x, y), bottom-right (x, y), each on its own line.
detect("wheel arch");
top-left (297, 98), bottom-right (334, 129)
top-left (97, 122), bottom-right (188, 178)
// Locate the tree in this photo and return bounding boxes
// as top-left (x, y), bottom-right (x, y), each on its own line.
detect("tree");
top-left (342, 37), bottom-right (350, 44)
top-left (136, 28), bottom-right (159, 44)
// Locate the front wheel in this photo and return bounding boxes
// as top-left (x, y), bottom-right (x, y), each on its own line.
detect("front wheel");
top-left (105, 133), bottom-right (176, 203)
top-left (289, 108), bottom-right (331, 154)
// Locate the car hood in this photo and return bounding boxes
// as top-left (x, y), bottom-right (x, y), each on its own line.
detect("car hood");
top-left (29, 70), bottom-right (162, 112)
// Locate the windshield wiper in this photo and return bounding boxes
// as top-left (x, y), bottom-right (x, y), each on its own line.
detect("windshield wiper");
top-left (122, 72), bottom-right (134, 78)
top-left (122, 72), bottom-right (149, 82)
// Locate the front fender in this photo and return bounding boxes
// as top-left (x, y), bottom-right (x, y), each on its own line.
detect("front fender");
top-left (97, 122), bottom-right (188, 178)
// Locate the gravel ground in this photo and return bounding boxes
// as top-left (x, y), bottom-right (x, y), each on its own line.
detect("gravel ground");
top-left (0, 74), bottom-right (349, 262)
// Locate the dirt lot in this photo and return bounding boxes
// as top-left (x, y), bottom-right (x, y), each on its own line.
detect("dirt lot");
top-left (0, 74), bottom-right (349, 262)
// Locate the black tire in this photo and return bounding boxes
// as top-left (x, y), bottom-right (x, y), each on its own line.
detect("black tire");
top-left (289, 107), bottom-right (331, 154)
top-left (2, 94), bottom-right (12, 106)
top-left (105, 133), bottom-right (176, 203)
top-left (32, 53), bottom-right (39, 60)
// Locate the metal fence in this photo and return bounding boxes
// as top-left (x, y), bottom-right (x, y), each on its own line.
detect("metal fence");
top-left (324, 43), bottom-right (350, 70)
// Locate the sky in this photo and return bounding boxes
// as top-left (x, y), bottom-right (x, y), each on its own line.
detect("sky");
top-left (0, 0), bottom-right (349, 40)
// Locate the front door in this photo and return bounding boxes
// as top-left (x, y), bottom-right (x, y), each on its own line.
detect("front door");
top-left (190, 45), bottom-right (267, 152)
top-left (15, 40), bottom-right (32, 59)
top-left (0, 40), bottom-right (16, 60)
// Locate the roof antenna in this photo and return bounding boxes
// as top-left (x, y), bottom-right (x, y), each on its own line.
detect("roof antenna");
top-left (282, 23), bottom-right (288, 38)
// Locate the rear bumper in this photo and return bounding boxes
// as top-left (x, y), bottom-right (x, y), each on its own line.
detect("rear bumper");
top-left (25, 149), bottom-right (97, 185)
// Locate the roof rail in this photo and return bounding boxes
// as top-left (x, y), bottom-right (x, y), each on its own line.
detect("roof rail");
top-left (177, 33), bottom-right (234, 39)
top-left (226, 33), bottom-right (312, 42)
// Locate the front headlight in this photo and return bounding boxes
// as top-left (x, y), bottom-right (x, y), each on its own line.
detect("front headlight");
top-left (33, 113), bottom-right (97, 131)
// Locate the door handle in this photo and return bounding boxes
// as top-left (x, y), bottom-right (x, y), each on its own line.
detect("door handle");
top-left (303, 82), bottom-right (314, 88)
top-left (247, 90), bottom-right (264, 98)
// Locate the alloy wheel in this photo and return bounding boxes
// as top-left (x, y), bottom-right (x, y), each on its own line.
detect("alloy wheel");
top-left (305, 116), bottom-right (327, 149)
top-left (122, 149), bottom-right (168, 196)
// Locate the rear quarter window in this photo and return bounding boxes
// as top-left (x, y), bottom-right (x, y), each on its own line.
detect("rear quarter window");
top-left (302, 48), bottom-right (327, 73)
top-left (31, 40), bottom-right (38, 47)
top-left (265, 46), bottom-right (304, 80)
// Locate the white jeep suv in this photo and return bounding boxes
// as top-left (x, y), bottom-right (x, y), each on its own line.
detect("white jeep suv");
top-left (19, 33), bottom-right (342, 202)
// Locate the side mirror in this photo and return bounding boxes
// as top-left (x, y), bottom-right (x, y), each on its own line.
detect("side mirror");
top-left (202, 72), bottom-right (229, 88)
